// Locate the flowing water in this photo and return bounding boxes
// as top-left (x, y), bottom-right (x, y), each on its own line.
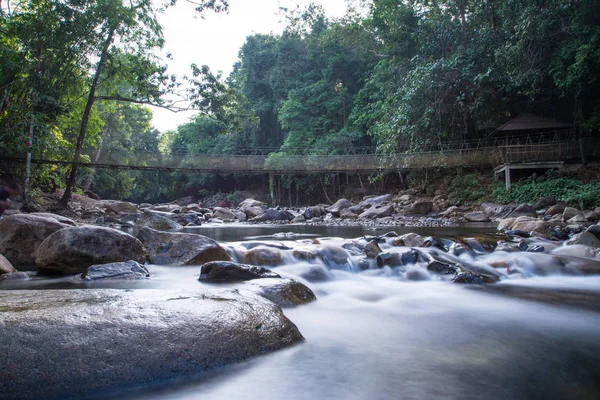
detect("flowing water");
top-left (4, 224), bottom-right (600, 400)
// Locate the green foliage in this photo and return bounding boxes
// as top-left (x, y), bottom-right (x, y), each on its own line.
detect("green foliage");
top-left (493, 174), bottom-right (600, 209)
top-left (447, 174), bottom-right (488, 205)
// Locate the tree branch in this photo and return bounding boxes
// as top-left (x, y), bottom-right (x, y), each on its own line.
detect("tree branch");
top-left (94, 95), bottom-right (192, 112)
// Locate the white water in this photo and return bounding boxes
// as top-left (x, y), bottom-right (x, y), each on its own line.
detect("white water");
top-left (119, 228), bottom-right (600, 400)
top-left (6, 225), bottom-right (599, 399)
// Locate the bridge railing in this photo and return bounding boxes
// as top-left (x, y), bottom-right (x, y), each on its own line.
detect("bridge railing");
top-left (2, 136), bottom-right (597, 173)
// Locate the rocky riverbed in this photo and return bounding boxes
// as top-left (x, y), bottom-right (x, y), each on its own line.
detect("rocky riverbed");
top-left (2, 192), bottom-right (600, 399)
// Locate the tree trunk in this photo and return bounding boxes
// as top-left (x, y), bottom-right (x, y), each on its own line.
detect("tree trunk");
top-left (60, 26), bottom-right (115, 207)
top-left (83, 124), bottom-right (108, 191)
top-left (320, 176), bottom-right (333, 204)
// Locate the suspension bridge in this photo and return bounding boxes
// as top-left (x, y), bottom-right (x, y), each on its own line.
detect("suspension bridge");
top-left (0, 134), bottom-right (597, 175)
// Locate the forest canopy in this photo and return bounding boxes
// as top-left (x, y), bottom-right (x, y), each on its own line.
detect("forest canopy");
top-left (1, 0), bottom-right (599, 203)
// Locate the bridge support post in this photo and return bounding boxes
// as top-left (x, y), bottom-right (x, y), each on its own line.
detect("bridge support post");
top-left (505, 165), bottom-right (511, 191)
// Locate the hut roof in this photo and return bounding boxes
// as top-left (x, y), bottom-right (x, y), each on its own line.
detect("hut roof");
top-left (496, 113), bottom-right (572, 132)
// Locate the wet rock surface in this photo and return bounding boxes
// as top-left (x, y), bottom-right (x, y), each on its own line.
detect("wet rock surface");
top-left (199, 261), bottom-right (281, 282)
top-left (0, 289), bottom-right (304, 400)
top-left (81, 260), bottom-right (150, 280)
top-left (0, 213), bottom-right (74, 267)
top-left (137, 227), bottom-right (230, 265)
top-left (35, 226), bottom-right (146, 275)
top-left (240, 278), bottom-right (317, 308)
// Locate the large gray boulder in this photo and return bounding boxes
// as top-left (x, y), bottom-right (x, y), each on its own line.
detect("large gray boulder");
top-left (358, 204), bottom-right (393, 219)
top-left (81, 260), bottom-right (150, 281)
top-left (28, 213), bottom-right (77, 226)
top-left (464, 211), bottom-right (491, 222)
top-left (325, 199), bottom-right (353, 217)
top-left (35, 226), bottom-right (146, 274)
top-left (212, 207), bottom-right (236, 221)
top-left (405, 201), bottom-right (433, 215)
top-left (239, 198), bottom-right (267, 218)
top-left (0, 254), bottom-right (16, 275)
top-left (250, 209), bottom-right (293, 222)
top-left (240, 278), bottom-right (317, 308)
top-left (137, 227), bottom-right (230, 265)
top-left (199, 261), bottom-right (281, 282)
top-left (101, 200), bottom-right (138, 214)
top-left (0, 214), bottom-right (74, 267)
top-left (359, 194), bottom-right (391, 208)
top-left (0, 289), bottom-right (303, 400)
top-left (133, 211), bottom-right (182, 236)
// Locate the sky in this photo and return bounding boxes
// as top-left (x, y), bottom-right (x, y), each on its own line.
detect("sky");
top-left (150, 0), bottom-right (349, 132)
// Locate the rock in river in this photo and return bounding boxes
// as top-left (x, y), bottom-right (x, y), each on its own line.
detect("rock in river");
top-left (0, 288), bottom-right (304, 400)
top-left (35, 226), bottom-right (146, 275)
top-left (137, 227), bottom-right (230, 265)
top-left (81, 260), bottom-right (150, 280)
top-left (199, 261), bottom-right (281, 282)
top-left (0, 213), bottom-right (74, 267)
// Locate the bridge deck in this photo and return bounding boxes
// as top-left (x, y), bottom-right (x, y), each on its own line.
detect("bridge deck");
top-left (1, 138), bottom-right (596, 174)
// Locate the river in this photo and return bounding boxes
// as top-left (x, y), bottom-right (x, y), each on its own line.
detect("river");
top-left (4, 224), bottom-right (600, 399)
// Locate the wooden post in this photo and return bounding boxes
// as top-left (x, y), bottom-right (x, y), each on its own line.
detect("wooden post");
top-left (505, 165), bottom-right (511, 191)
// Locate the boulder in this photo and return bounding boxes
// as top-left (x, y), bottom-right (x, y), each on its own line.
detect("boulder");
top-left (325, 199), bottom-right (353, 217)
top-left (243, 246), bottom-right (282, 266)
top-left (340, 209), bottom-right (358, 219)
top-left (101, 200), bottom-right (138, 214)
top-left (397, 232), bottom-right (425, 247)
top-left (241, 278), bottom-right (317, 308)
top-left (405, 201), bottom-right (433, 215)
top-left (439, 206), bottom-right (465, 218)
top-left (533, 196), bottom-right (557, 210)
top-left (239, 199), bottom-right (267, 218)
top-left (133, 211), bottom-right (182, 236)
top-left (233, 210), bottom-right (247, 221)
top-left (364, 240), bottom-right (382, 258)
top-left (509, 204), bottom-right (537, 218)
top-left (545, 203), bottom-right (566, 216)
top-left (0, 289), bottom-right (303, 400)
top-left (199, 261), bottom-right (280, 282)
top-left (511, 218), bottom-right (549, 236)
top-left (168, 212), bottom-right (202, 226)
top-left (586, 225), bottom-right (600, 241)
top-left (291, 214), bottom-right (306, 223)
top-left (239, 198), bottom-right (266, 209)
top-left (81, 260), bottom-right (150, 281)
top-left (464, 211), bottom-right (491, 222)
top-left (250, 209), bottom-right (293, 222)
top-left (151, 204), bottom-right (181, 213)
top-left (358, 204), bottom-right (393, 219)
top-left (303, 205), bottom-right (326, 220)
top-left (29, 213), bottom-right (77, 226)
top-left (563, 207), bottom-right (583, 221)
top-left (319, 245), bottom-right (351, 270)
top-left (497, 218), bottom-right (517, 231)
top-left (137, 227), bottom-right (230, 265)
top-left (565, 232), bottom-right (600, 248)
top-left (0, 214), bottom-right (74, 267)
top-left (567, 214), bottom-right (588, 224)
top-left (212, 207), bottom-right (236, 221)
top-left (584, 211), bottom-right (598, 221)
top-left (395, 194), bottom-right (415, 204)
top-left (452, 272), bottom-right (485, 284)
top-left (0, 254), bottom-right (16, 275)
top-left (359, 194), bottom-right (391, 208)
top-left (275, 264), bottom-right (333, 282)
top-left (480, 202), bottom-right (516, 219)
top-left (35, 226), bottom-right (146, 275)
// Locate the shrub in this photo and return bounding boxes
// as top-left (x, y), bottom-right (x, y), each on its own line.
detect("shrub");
top-left (493, 173), bottom-right (600, 209)
top-left (448, 174), bottom-right (487, 204)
